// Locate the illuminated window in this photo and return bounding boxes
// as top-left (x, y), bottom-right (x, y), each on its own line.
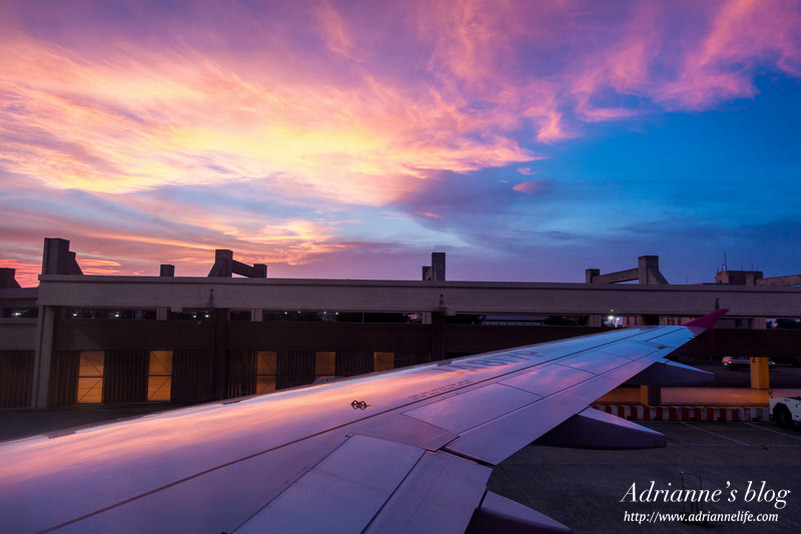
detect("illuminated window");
top-left (256, 351), bottom-right (277, 393)
top-left (77, 351), bottom-right (104, 404)
top-left (315, 351), bottom-right (336, 377)
top-left (148, 351), bottom-right (172, 401)
top-left (373, 352), bottom-right (395, 372)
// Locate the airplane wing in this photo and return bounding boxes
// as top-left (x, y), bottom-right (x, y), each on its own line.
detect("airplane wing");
top-left (0, 312), bottom-right (724, 533)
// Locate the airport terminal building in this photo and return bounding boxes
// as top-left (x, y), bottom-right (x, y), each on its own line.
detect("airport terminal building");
top-left (1, 238), bottom-right (800, 409)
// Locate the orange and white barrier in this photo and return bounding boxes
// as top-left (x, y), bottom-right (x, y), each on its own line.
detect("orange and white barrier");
top-left (592, 404), bottom-right (770, 422)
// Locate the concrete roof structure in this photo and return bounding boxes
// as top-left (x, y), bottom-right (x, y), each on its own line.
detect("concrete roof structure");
top-left (25, 273), bottom-right (801, 318)
top-left (2, 239), bottom-right (800, 410)
top-left (2, 239), bottom-right (800, 319)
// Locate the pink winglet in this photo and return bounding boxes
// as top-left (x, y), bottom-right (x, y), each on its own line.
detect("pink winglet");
top-left (682, 308), bottom-right (729, 332)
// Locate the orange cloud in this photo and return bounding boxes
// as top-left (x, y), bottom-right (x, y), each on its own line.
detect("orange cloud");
top-left (0, 25), bottom-right (537, 209)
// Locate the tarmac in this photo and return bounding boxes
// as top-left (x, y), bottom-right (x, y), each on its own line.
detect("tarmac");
top-left (491, 420), bottom-right (801, 534)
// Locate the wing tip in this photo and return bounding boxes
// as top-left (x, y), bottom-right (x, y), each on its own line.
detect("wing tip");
top-left (682, 308), bottom-right (729, 331)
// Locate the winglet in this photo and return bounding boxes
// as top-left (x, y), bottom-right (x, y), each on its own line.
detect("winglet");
top-left (682, 308), bottom-right (728, 332)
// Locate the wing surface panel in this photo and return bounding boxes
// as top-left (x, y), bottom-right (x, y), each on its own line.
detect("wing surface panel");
top-left (498, 363), bottom-right (594, 397)
top-left (442, 327), bottom-right (697, 464)
top-left (555, 353), bottom-right (631, 374)
top-left (343, 412), bottom-right (459, 451)
top-left (443, 371), bottom-right (638, 464)
top-left (17, 433), bottom-right (348, 534)
top-left (402, 384), bottom-right (541, 434)
top-left (641, 326), bottom-right (694, 345)
top-left (593, 340), bottom-right (663, 359)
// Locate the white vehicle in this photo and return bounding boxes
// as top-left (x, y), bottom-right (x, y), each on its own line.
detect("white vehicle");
top-left (770, 396), bottom-right (801, 429)
top-left (722, 355), bottom-right (775, 370)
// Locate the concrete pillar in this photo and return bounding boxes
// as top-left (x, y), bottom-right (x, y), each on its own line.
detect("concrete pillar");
top-left (638, 256), bottom-right (668, 285)
top-left (32, 306), bottom-right (57, 408)
top-left (208, 249), bottom-right (233, 277)
top-left (42, 238), bottom-right (69, 275)
top-left (210, 308), bottom-right (229, 400)
top-left (250, 309), bottom-right (263, 322)
top-left (750, 317), bottom-right (767, 330)
top-left (422, 253), bottom-right (445, 325)
top-left (431, 311), bottom-right (446, 361)
top-left (42, 238), bottom-right (82, 275)
top-left (422, 252), bottom-right (446, 281)
top-left (750, 357), bottom-right (770, 390)
top-left (640, 385), bottom-right (661, 406)
top-left (157, 265), bottom-right (174, 319)
top-left (585, 269), bottom-right (600, 284)
top-left (588, 315), bottom-right (603, 327)
top-left (431, 252), bottom-right (446, 281)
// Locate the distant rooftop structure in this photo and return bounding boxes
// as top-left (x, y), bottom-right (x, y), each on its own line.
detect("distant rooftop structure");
top-left (0, 268), bottom-right (20, 289)
top-left (585, 255), bottom-right (668, 285)
top-left (715, 270), bottom-right (801, 287)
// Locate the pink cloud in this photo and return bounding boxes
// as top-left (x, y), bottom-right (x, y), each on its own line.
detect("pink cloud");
top-left (656, 0), bottom-right (801, 108)
top-left (513, 181), bottom-right (546, 195)
top-left (0, 27), bottom-right (540, 207)
top-left (416, 211), bottom-right (444, 220)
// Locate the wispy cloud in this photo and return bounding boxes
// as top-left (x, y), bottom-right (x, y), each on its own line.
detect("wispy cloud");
top-left (0, 13), bottom-right (538, 205)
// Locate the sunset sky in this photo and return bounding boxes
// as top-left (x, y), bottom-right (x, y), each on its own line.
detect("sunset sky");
top-left (2, 0), bottom-right (800, 287)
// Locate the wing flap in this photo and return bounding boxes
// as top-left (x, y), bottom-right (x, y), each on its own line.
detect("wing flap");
top-left (364, 452), bottom-right (491, 534)
top-left (233, 436), bottom-right (491, 534)
top-left (234, 435), bottom-right (425, 534)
